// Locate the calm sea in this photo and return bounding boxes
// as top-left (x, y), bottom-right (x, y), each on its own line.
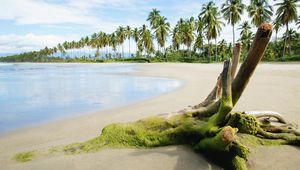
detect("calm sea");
top-left (0, 63), bottom-right (181, 133)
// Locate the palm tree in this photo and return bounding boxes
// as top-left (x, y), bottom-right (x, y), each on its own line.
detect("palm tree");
top-left (102, 33), bottom-right (110, 58)
top-left (209, 10), bottom-right (224, 62)
top-left (147, 9), bottom-right (161, 29)
top-left (238, 21), bottom-right (251, 36)
top-left (155, 16), bottom-right (170, 54)
top-left (57, 43), bottom-right (65, 58)
top-left (200, 1), bottom-right (215, 60)
top-left (90, 33), bottom-right (98, 58)
top-left (247, 0), bottom-right (273, 27)
top-left (201, 1), bottom-right (224, 61)
top-left (62, 41), bottom-right (69, 58)
top-left (132, 28), bottom-right (140, 56)
top-left (218, 39), bottom-right (228, 60)
top-left (109, 33), bottom-right (118, 57)
top-left (126, 26), bottom-right (132, 57)
top-left (180, 18), bottom-right (195, 57)
top-left (273, 19), bottom-right (282, 42)
top-left (282, 29), bottom-right (298, 55)
top-left (147, 9), bottom-right (162, 53)
top-left (221, 0), bottom-right (245, 45)
top-left (275, 0), bottom-right (298, 57)
top-left (239, 31), bottom-right (254, 52)
top-left (140, 25), bottom-right (154, 57)
top-left (116, 26), bottom-right (126, 58)
top-left (194, 18), bottom-right (204, 52)
top-left (172, 27), bottom-right (181, 51)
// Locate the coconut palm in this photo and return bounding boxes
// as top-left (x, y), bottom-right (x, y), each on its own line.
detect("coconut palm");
top-left (57, 43), bottom-right (65, 58)
top-left (221, 0), bottom-right (245, 45)
top-left (109, 33), bottom-right (118, 57)
top-left (273, 19), bottom-right (282, 42)
top-left (194, 18), bottom-right (204, 52)
top-left (247, 0), bottom-right (273, 27)
top-left (282, 29), bottom-right (298, 55)
top-left (275, 0), bottom-right (299, 57)
top-left (201, 1), bottom-right (224, 61)
top-left (116, 26), bottom-right (126, 58)
top-left (200, 1), bottom-right (216, 60)
top-left (239, 31), bottom-right (254, 52)
top-left (172, 27), bottom-right (181, 51)
top-left (126, 26), bottom-right (132, 57)
top-left (147, 9), bottom-right (161, 29)
top-left (132, 28), bottom-right (140, 56)
top-left (218, 39), bottom-right (228, 60)
top-left (140, 25), bottom-right (154, 57)
top-left (208, 10), bottom-right (224, 62)
top-left (155, 16), bottom-right (170, 54)
top-left (238, 21), bottom-right (251, 36)
top-left (180, 18), bottom-right (195, 57)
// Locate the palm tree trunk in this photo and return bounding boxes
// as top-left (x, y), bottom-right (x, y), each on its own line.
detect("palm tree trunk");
top-left (215, 38), bottom-right (217, 62)
top-left (129, 39), bottom-right (131, 58)
top-left (208, 39), bottom-right (211, 62)
top-left (283, 24), bottom-right (288, 58)
top-left (164, 44), bottom-right (167, 61)
top-left (136, 42), bottom-right (138, 57)
top-left (233, 24), bottom-right (235, 45)
top-left (122, 43), bottom-right (124, 58)
top-left (288, 25), bottom-right (291, 56)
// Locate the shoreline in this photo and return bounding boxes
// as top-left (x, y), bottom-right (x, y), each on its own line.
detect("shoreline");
top-left (0, 63), bottom-right (299, 170)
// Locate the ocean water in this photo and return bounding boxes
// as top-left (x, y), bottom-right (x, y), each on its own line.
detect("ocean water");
top-left (0, 63), bottom-right (181, 133)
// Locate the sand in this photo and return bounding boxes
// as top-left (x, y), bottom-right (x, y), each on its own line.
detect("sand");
top-left (0, 63), bottom-right (299, 170)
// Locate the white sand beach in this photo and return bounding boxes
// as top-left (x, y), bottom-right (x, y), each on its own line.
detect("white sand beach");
top-left (0, 63), bottom-right (299, 170)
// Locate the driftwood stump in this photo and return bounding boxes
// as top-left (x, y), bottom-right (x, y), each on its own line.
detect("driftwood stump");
top-left (62, 23), bottom-right (300, 170)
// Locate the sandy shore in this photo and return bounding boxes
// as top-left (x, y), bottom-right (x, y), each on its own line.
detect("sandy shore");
top-left (0, 63), bottom-right (299, 170)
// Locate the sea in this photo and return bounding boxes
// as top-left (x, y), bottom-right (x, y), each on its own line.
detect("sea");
top-left (0, 63), bottom-right (181, 133)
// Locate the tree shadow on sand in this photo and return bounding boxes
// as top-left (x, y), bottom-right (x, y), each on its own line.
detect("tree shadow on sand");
top-left (128, 145), bottom-right (223, 170)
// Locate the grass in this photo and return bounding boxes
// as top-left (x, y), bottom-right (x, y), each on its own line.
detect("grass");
top-left (13, 151), bottom-right (36, 162)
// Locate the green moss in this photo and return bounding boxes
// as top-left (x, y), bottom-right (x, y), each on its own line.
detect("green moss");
top-left (194, 126), bottom-right (237, 152)
top-left (61, 115), bottom-right (205, 154)
top-left (238, 134), bottom-right (287, 148)
top-left (232, 156), bottom-right (248, 170)
top-left (13, 151), bottom-right (36, 162)
top-left (227, 112), bottom-right (260, 135)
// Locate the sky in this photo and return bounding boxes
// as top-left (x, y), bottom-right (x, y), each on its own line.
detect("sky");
top-left (0, 0), bottom-right (298, 54)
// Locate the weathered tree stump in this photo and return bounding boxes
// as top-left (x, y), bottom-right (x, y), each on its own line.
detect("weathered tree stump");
top-left (62, 23), bottom-right (300, 170)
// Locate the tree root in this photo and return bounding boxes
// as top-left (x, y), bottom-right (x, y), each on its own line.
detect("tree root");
top-left (245, 111), bottom-right (288, 124)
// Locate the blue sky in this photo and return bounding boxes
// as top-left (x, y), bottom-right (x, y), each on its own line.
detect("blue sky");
top-left (0, 0), bottom-right (298, 54)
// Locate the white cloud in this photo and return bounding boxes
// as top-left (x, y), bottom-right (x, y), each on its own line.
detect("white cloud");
top-left (0, 0), bottom-right (298, 53)
top-left (0, 33), bottom-right (79, 53)
top-left (0, 0), bottom-right (100, 25)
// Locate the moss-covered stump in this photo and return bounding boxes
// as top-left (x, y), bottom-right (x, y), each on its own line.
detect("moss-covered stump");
top-left (61, 112), bottom-right (299, 169)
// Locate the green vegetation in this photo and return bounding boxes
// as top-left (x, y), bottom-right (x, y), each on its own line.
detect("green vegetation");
top-left (1, 0), bottom-right (299, 63)
top-left (13, 151), bottom-right (36, 162)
